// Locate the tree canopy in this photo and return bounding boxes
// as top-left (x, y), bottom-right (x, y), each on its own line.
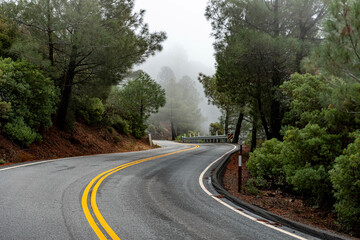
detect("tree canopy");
top-left (205, 0), bottom-right (327, 142)
top-left (1, 0), bottom-right (166, 129)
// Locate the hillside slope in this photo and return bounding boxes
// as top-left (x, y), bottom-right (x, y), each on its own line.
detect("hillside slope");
top-left (0, 122), bottom-right (153, 164)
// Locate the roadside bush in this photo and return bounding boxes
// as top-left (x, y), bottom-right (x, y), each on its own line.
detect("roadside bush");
top-left (281, 74), bottom-right (330, 128)
top-left (0, 101), bottom-right (11, 127)
top-left (249, 124), bottom-right (342, 207)
top-left (247, 138), bottom-right (286, 188)
top-left (282, 125), bottom-right (341, 169)
top-left (283, 124), bottom-right (341, 206)
top-left (75, 96), bottom-right (105, 125)
top-left (244, 179), bottom-right (260, 195)
top-left (132, 128), bottom-right (145, 139)
top-left (285, 164), bottom-right (331, 206)
top-left (3, 117), bottom-right (39, 147)
top-left (330, 132), bottom-right (360, 236)
top-left (105, 114), bottom-right (131, 135)
top-left (0, 58), bottom-right (58, 146)
top-left (131, 119), bottom-right (147, 139)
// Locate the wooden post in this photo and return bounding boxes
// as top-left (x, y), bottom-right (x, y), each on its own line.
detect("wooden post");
top-left (148, 134), bottom-right (153, 147)
top-left (238, 140), bottom-right (243, 192)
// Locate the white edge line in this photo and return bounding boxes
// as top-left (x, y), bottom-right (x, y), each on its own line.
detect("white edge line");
top-left (0, 159), bottom-right (60, 172)
top-left (0, 142), bottom-right (169, 173)
top-left (198, 144), bottom-right (308, 240)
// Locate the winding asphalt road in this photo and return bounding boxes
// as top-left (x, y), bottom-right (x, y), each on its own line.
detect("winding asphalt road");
top-left (0, 141), bottom-right (319, 240)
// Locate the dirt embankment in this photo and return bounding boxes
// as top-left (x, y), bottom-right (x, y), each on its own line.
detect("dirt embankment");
top-left (0, 122), bottom-right (153, 165)
top-left (223, 148), bottom-right (358, 240)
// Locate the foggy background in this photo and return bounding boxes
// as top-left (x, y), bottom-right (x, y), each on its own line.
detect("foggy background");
top-left (134, 0), bottom-right (221, 133)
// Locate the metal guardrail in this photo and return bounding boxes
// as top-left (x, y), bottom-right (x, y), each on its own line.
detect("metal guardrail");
top-left (181, 135), bottom-right (232, 143)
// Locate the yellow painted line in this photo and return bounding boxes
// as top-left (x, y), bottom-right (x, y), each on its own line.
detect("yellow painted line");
top-left (82, 145), bottom-right (199, 239)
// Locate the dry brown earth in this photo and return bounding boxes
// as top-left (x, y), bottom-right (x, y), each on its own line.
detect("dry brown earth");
top-left (0, 122), bottom-right (153, 165)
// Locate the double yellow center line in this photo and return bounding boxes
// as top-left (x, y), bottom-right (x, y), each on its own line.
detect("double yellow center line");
top-left (81, 145), bottom-right (199, 239)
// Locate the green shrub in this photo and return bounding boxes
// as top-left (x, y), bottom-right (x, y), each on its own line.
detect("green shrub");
top-left (3, 117), bottom-right (40, 147)
top-left (330, 132), bottom-right (360, 236)
top-left (247, 138), bottom-right (286, 188)
top-left (132, 125), bottom-right (146, 139)
top-left (285, 164), bottom-right (331, 206)
top-left (244, 179), bottom-right (260, 195)
top-left (107, 126), bottom-right (114, 134)
top-left (127, 116), bottom-right (146, 138)
top-left (249, 124), bottom-right (342, 207)
top-left (113, 135), bottom-right (121, 143)
top-left (0, 101), bottom-right (11, 120)
top-left (75, 97), bottom-right (105, 125)
top-left (282, 124), bottom-right (341, 206)
top-left (209, 122), bottom-right (224, 135)
top-left (281, 74), bottom-right (330, 128)
top-left (0, 58), bottom-right (58, 146)
top-left (0, 58), bottom-right (58, 129)
top-left (113, 116), bottom-right (131, 136)
top-left (105, 114), bottom-right (131, 135)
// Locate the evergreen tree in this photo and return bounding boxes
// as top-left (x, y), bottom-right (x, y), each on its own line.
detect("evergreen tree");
top-left (318, 0), bottom-right (360, 83)
top-left (206, 0), bottom-right (327, 140)
top-left (108, 72), bottom-right (166, 138)
top-left (2, 0), bottom-right (166, 129)
top-left (149, 67), bottom-right (205, 140)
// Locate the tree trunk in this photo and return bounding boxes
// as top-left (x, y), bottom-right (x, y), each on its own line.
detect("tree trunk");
top-left (270, 97), bottom-right (282, 140)
top-left (273, 0), bottom-right (280, 37)
top-left (269, 0), bottom-right (282, 140)
top-left (295, 25), bottom-right (306, 73)
top-left (257, 97), bottom-right (271, 140)
top-left (251, 115), bottom-right (258, 152)
top-left (233, 112), bottom-right (244, 144)
top-left (46, 0), bottom-right (54, 66)
top-left (57, 45), bottom-right (77, 130)
top-left (224, 108), bottom-right (230, 135)
top-left (140, 99), bottom-right (144, 124)
top-left (171, 120), bottom-right (176, 140)
top-left (48, 31), bottom-right (54, 66)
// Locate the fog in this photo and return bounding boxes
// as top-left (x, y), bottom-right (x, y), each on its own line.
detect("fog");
top-left (134, 0), bottom-right (221, 133)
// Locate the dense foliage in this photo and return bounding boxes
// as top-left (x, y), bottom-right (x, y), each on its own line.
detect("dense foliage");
top-left (108, 72), bottom-right (166, 138)
top-left (1, 0), bottom-right (166, 130)
top-left (204, 0), bottom-right (326, 143)
top-left (0, 0), bottom-right (166, 149)
top-left (0, 58), bottom-right (58, 146)
top-left (0, 15), bottom-right (17, 59)
top-left (209, 122), bottom-right (224, 136)
top-left (330, 132), bottom-right (360, 235)
top-left (205, 0), bottom-right (360, 236)
top-left (74, 96), bottom-right (105, 125)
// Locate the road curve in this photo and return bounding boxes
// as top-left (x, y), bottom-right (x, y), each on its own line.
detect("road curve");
top-left (0, 141), bottom-right (318, 240)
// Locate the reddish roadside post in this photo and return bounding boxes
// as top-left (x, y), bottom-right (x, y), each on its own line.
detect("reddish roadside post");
top-left (238, 139), bottom-right (243, 193)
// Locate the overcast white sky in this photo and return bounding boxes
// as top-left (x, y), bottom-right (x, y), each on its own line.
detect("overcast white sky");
top-left (134, 0), bottom-right (215, 68)
top-left (134, 0), bottom-right (220, 133)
